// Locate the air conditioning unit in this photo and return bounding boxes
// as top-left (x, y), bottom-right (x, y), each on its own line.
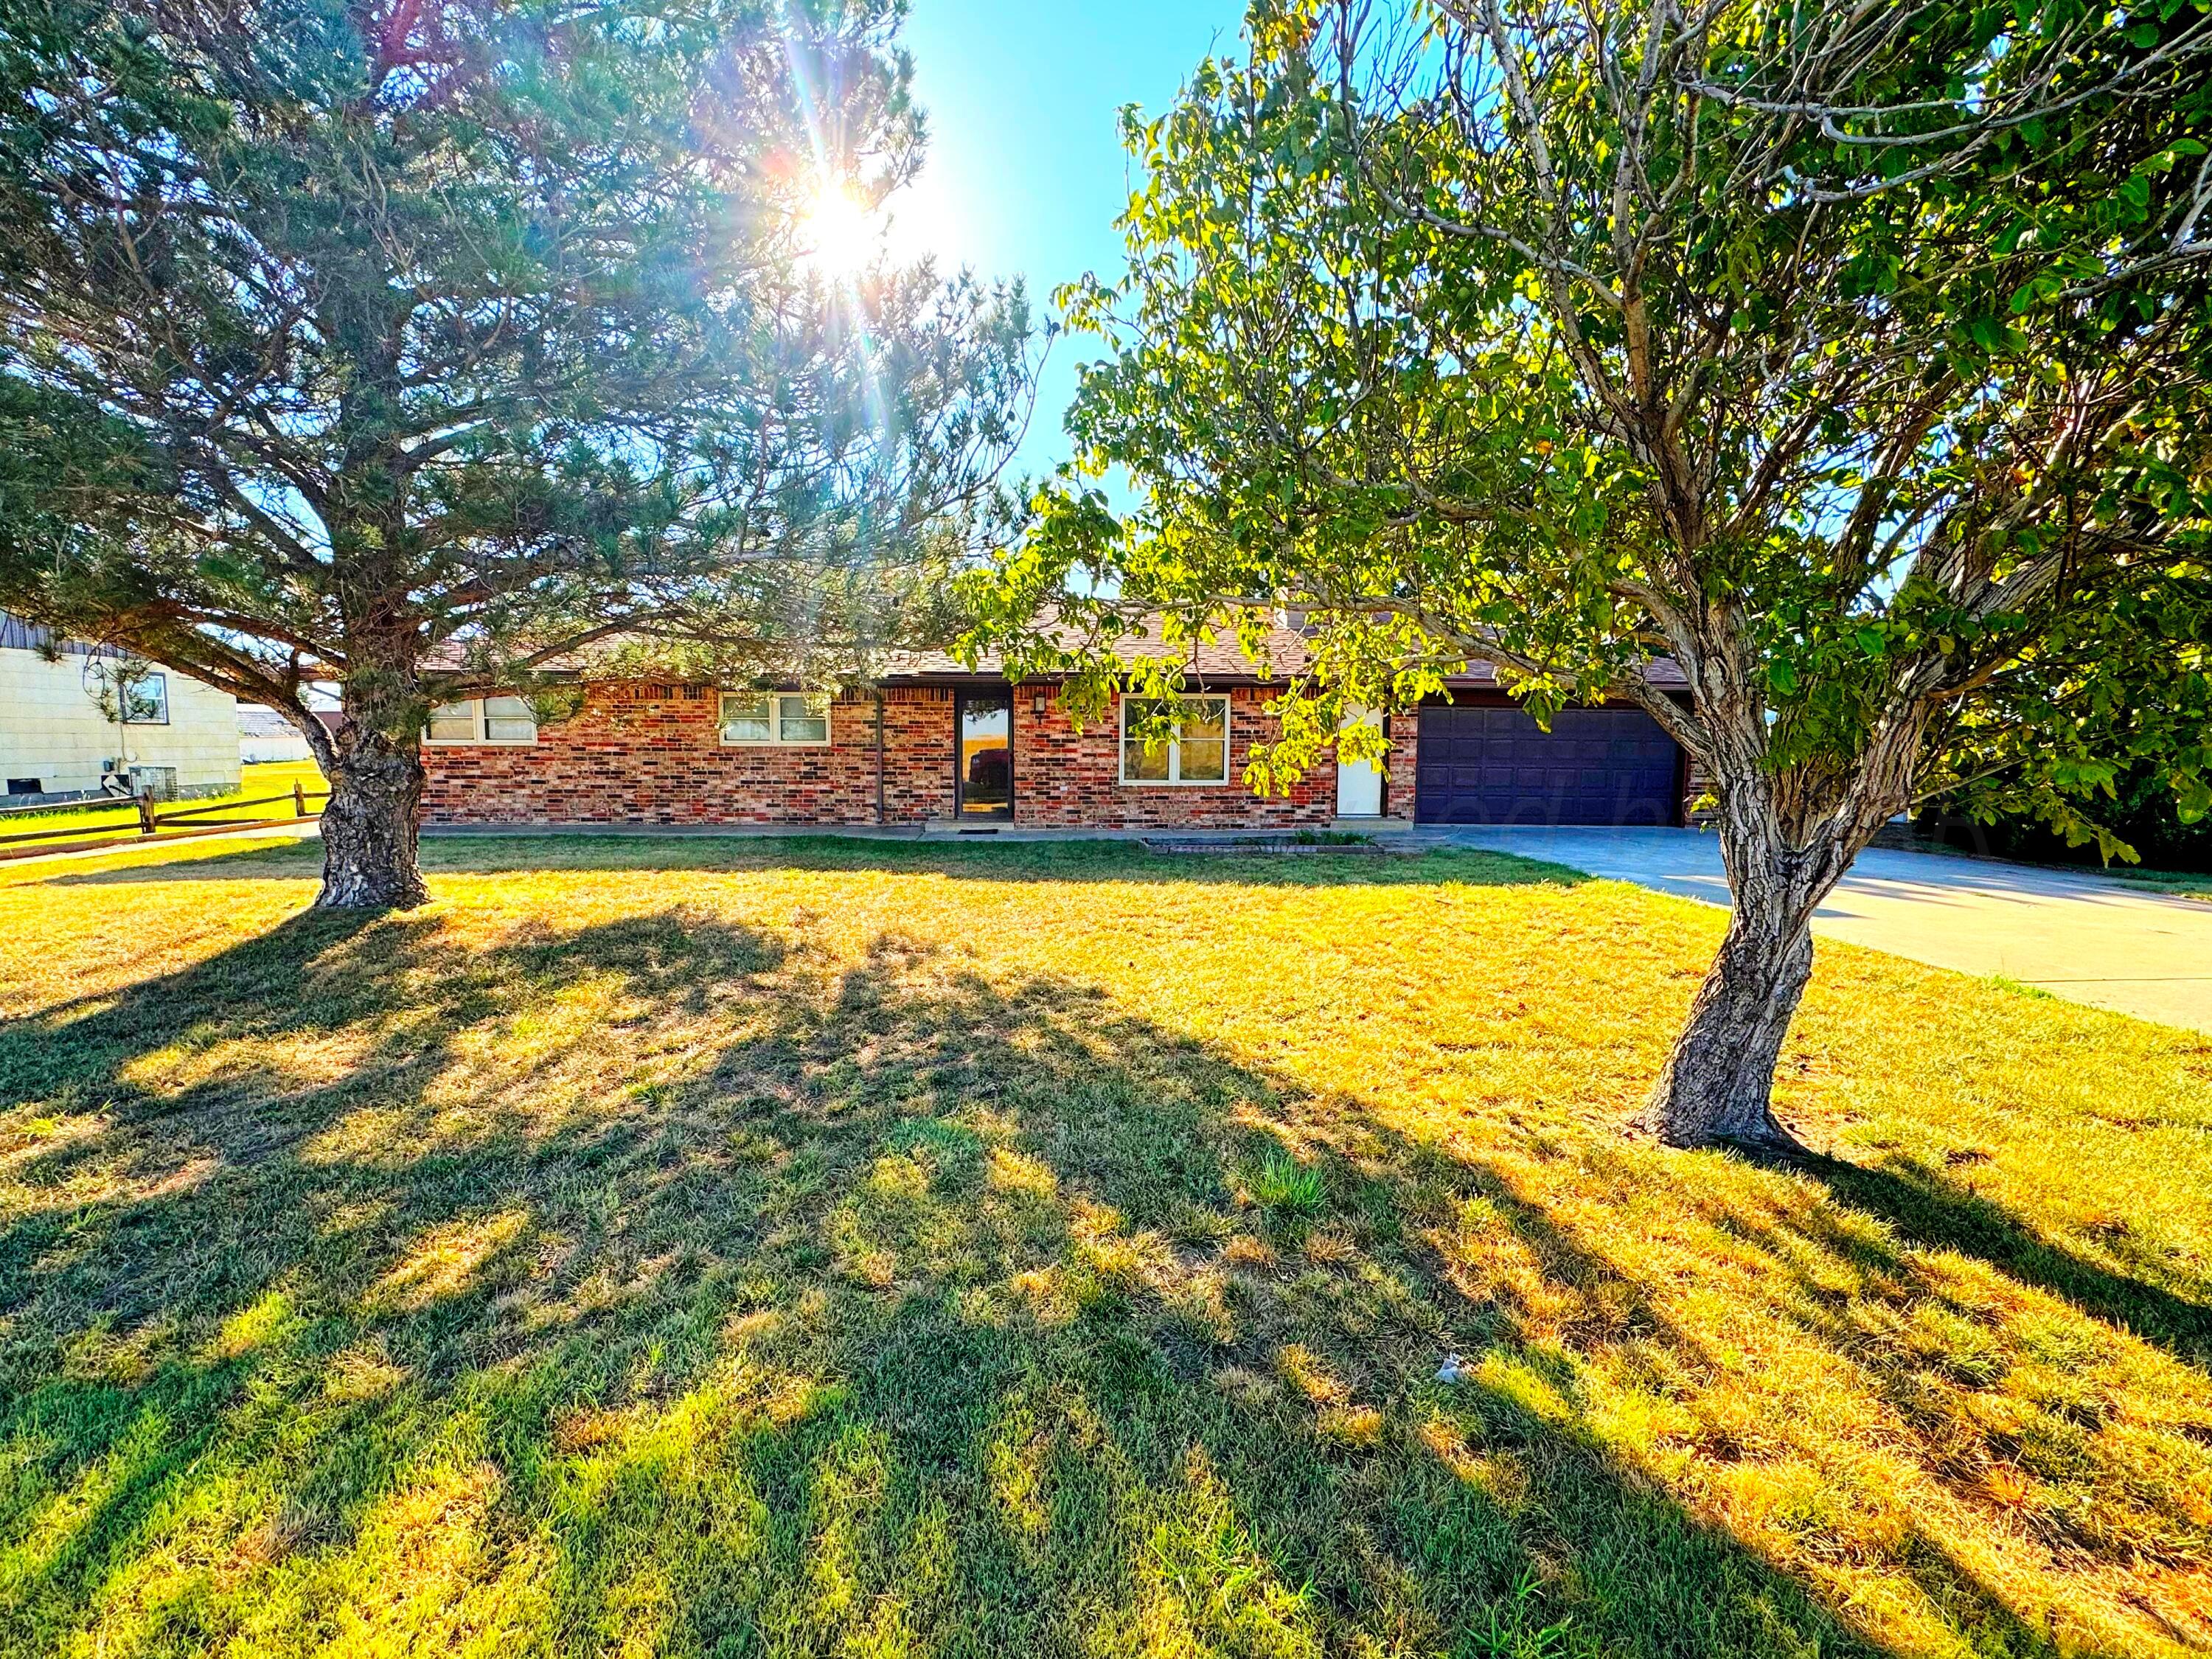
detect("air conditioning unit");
top-left (127, 764), bottom-right (178, 801)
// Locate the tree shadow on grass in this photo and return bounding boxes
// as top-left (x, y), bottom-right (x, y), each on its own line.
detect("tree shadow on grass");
top-left (4, 832), bottom-right (327, 885)
top-left (1791, 1152), bottom-right (2212, 1366)
top-left (0, 896), bottom-right (2146, 1657)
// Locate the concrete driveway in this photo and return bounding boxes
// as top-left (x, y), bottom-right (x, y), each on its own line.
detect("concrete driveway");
top-left (1422, 825), bottom-right (2212, 1033)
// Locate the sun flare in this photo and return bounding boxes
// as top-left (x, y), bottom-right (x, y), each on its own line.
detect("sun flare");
top-left (801, 182), bottom-right (877, 274)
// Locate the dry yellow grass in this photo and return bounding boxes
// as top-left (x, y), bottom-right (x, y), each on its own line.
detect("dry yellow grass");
top-left (0, 831), bottom-right (2207, 1658)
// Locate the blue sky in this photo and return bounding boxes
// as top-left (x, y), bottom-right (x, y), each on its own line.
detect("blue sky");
top-left (888, 1), bottom-right (1248, 482)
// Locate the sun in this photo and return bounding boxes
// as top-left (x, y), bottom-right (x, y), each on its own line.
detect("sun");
top-left (801, 181), bottom-right (877, 274)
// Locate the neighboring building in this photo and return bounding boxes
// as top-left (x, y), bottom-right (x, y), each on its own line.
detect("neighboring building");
top-left (239, 703), bottom-right (337, 765)
top-left (240, 704), bottom-right (312, 764)
top-left (0, 614), bottom-right (240, 802)
top-left (420, 628), bottom-right (1696, 832)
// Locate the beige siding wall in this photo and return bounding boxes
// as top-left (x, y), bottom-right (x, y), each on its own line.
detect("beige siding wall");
top-left (240, 728), bottom-right (316, 765)
top-left (0, 650), bottom-right (240, 796)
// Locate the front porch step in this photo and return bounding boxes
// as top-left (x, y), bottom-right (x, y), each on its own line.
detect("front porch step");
top-left (919, 821), bottom-right (1141, 841)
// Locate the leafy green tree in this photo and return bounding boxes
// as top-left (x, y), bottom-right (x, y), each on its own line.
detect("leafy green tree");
top-left (0, 0), bottom-right (1031, 906)
top-left (1928, 758), bottom-right (2212, 869)
top-left (973, 0), bottom-right (2212, 1148)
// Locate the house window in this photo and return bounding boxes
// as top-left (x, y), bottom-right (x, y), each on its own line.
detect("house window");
top-left (721, 692), bottom-right (831, 745)
top-left (121, 672), bottom-right (168, 725)
top-left (1119, 694), bottom-right (1231, 785)
top-left (424, 695), bottom-right (538, 745)
top-left (483, 695), bottom-right (538, 742)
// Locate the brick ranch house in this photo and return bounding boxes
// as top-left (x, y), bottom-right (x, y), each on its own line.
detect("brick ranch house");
top-left (420, 630), bottom-right (1697, 832)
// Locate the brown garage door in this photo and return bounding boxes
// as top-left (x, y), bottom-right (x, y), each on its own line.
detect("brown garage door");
top-left (1415, 705), bottom-right (1683, 827)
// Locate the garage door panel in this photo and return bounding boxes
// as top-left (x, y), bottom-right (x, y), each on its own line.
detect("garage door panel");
top-left (1415, 706), bottom-right (1681, 826)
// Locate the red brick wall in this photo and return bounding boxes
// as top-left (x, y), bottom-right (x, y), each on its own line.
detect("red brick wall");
top-left (1012, 684), bottom-right (1334, 829)
top-left (420, 683), bottom-right (956, 827)
top-left (1382, 711), bottom-right (1418, 822)
top-left (420, 680), bottom-right (1419, 830)
top-left (1683, 754), bottom-right (1717, 825)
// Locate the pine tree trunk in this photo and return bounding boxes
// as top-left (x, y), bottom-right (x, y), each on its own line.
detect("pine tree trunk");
top-left (300, 664), bottom-right (429, 911)
top-left (316, 742), bottom-right (428, 909)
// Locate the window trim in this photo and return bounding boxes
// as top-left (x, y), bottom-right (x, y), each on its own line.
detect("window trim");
top-left (1118, 692), bottom-right (1232, 786)
top-left (120, 671), bottom-right (170, 726)
top-left (422, 695), bottom-right (538, 746)
top-left (720, 690), bottom-right (832, 747)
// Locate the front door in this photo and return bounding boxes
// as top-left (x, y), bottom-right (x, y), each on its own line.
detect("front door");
top-left (955, 689), bottom-right (1013, 820)
top-left (1335, 706), bottom-right (1384, 817)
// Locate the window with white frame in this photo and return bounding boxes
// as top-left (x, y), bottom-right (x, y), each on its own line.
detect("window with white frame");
top-left (120, 672), bottom-right (168, 725)
top-left (720, 691), bottom-right (831, 745)
top-left (424, 695), bottom-right (538, 745)
top-left (1119, 694), bottom-right (1230, 784)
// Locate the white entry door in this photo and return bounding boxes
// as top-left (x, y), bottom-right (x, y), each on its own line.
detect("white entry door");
top-left (1335, 707), bottom-right (1384, 817)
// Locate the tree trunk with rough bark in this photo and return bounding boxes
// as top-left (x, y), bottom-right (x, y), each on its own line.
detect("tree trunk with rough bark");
top-left (1641, 717), bottom-right (1916, 1150)
top-left (1642, 887), bottom-right (1819, 1150)
top-left (1646, 703), bottom-right (1920, 1159)
top-left (317, 745), bottom-right (428, 909)
top-left (291, 682), bottom-right (429, 911)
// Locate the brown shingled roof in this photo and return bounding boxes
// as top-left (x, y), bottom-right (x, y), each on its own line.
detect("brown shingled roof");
top-left (877, 621), bottom-right (1688, 690)
top-left (428, 612), bottom-right (1686, 690)
top-left (876, 618), bottom-right (1365, 683)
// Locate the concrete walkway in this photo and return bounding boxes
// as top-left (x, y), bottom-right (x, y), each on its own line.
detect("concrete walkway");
top-left (1422, 825), bottom-right (2212, 1033)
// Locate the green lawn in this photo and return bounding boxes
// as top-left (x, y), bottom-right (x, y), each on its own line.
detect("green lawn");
top-left (1, 834), bottom-right (2208, 1658)
top-left (2121, 869), bottom-right (2212, 902)
top-left (0, 761), bottom-right (325, 842)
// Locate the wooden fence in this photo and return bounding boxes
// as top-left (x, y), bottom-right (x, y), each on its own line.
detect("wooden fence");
top-left (0, 780), bottom-right (329, 860)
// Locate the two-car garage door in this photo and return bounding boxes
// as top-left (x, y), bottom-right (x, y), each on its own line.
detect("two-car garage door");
top-left (1415, 705), bottom-right (1683, 827)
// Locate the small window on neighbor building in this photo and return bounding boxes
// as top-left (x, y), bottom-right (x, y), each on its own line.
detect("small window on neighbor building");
top-left (424, 697), bottom-right (537, 745)
top-left (121, 672), bottom-right (168, 725)
top-left (721, 691), bottom-right (830, 745)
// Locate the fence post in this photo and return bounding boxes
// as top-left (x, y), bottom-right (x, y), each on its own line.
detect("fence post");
top-left (136, 793), bottom-right (156, 836)
top-left (294, 779), bottom-right (307, 817)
